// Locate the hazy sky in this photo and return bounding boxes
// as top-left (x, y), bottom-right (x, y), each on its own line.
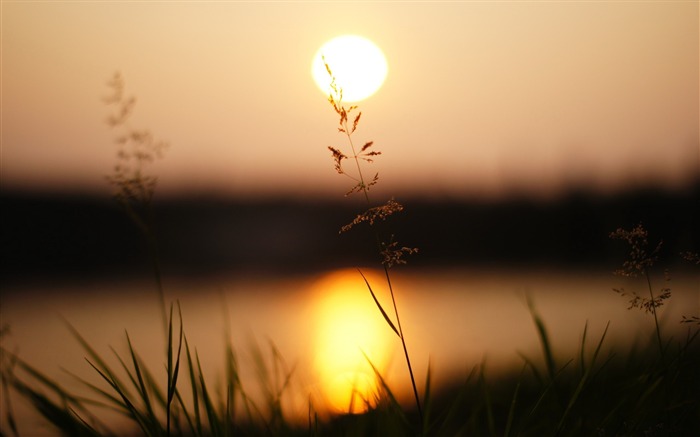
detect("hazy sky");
top-left (2, 1), bottom-right (698, 200)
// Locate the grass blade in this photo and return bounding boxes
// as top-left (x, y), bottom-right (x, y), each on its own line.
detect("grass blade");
top-left (195, 351), bottom-right (222, 436)
top-left (85, 358), bottom-right (154, 436)
top-left (62, 320), bottom-right (132, 401)
top-left (556, 321), bottom-right (610, 433)
top-left (504, 365), bottom-right (526, 437)
top-left (358, 269), bottom-right (400, 338)
top-left (120, 334), bottom-right (160, 432)
top-left (1, 350), bottom-right (114, 436)
top-left (438, 365), bottom-right (478, 432)
top-left (580, 320), bottom-right (589, 375)
top-left (9, 378), bottom-right (102, 437)
top-left (527, 297), bottom-right (556, 381)
top-left (184, 337), bottom-right (202, 436)
top-left (478, 363), bottom-right (496, 437)
top-left (361, 350), bottom-right (410, 429)
top-left (422, 359), bottom-right (432, 436)
top-left (64, 369), bottom-right (131, 415)
top-left (166, 303), bottom-right (184, 436)
top-left (124, 333), bottom-right (152, 412)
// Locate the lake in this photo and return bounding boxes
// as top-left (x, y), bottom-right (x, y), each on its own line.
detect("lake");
top-left (2, 266), bottom-right (698, 435)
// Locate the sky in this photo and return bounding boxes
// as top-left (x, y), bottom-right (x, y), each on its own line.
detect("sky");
top-left (2, 1), bottom-right (698, 200)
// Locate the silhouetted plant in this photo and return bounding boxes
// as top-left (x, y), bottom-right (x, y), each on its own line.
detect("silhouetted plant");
top-left (610, 224), bottom-right (669, 355)
top-left (0, 74), bottom-right (301, 437)
top-left (322, 58), bottom-right (423, 428)
top-left (103, 71), bottom-right (170, 335)
top-left (610, 223), bottom-right (700, 353)
top-left (103, 72), bottom-right (168, 226)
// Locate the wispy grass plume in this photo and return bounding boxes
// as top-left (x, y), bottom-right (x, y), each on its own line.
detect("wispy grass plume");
top-left (103, 72), bottom-right (170, 336)
top-left (321, 58), bottom-right (423, 428)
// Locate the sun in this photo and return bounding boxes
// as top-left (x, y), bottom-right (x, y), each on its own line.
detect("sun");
top-left (312, 35), bottom-right (388, 103)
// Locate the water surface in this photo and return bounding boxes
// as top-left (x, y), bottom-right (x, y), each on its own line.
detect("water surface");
top-left (2, 267), bottom-right (698, 435)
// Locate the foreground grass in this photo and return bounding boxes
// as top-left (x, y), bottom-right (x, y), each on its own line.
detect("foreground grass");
top-left (1, 301), bottom-right (699, 436)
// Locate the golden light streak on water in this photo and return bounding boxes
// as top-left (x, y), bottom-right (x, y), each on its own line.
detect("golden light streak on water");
top-left (2, 268), bottom-right (697, 434)
top-left (309, 269), bottom-right (396, 414)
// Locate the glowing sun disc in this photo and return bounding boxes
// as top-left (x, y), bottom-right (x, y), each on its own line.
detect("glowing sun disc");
top-left (312, 35), bottom-right (388, 102)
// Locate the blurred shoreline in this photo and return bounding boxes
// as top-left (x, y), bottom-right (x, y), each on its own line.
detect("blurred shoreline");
top-left (1, 182), bottom-right (698, 286)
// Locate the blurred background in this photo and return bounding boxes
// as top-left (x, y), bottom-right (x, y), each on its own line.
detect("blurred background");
top-left (2, 1), bottom-right (698, 199)
top-left (1, 2), bottom-right (698, 433)
top-left (1, 186), bottom-right (698, 283)
top-left (2, 0), bottom-right (698, 281)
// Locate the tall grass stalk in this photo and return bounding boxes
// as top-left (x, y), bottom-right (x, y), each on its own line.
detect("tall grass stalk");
top-left (322, 59), bottom-right (423, 425)
top-left (610, 224), bottom-right (671, 358)
top-left (645, 271), bottom-right (664, 357)
top-left (103, 72), bottom-right (170, 338)
top-left (0, 73), bottom-right (301, 437)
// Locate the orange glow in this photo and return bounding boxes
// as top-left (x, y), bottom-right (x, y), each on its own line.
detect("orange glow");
top-left (3, 4), bottom-right (697, 197)
top-left (310, 269), bottom-right (395, 414)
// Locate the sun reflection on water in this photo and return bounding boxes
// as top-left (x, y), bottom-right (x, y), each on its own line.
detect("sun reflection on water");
top-left (310, 269), bottom-right (396, 414)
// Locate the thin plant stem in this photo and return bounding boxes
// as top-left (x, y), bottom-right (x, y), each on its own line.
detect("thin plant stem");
top-left (384, 265), bottom-right (423, 423)
top-left (147, 230), bottom-right (168, 340)
top-left (645, 271), bottom-right (664, 358)
top-left (344, 130), bottom-right (371, 204)
top-left (123, 201), bottom-right (168, 340)
top-left (339, 114), bottom-right (424, 425)
top-left (103, 72), bottom-right (170, 340)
